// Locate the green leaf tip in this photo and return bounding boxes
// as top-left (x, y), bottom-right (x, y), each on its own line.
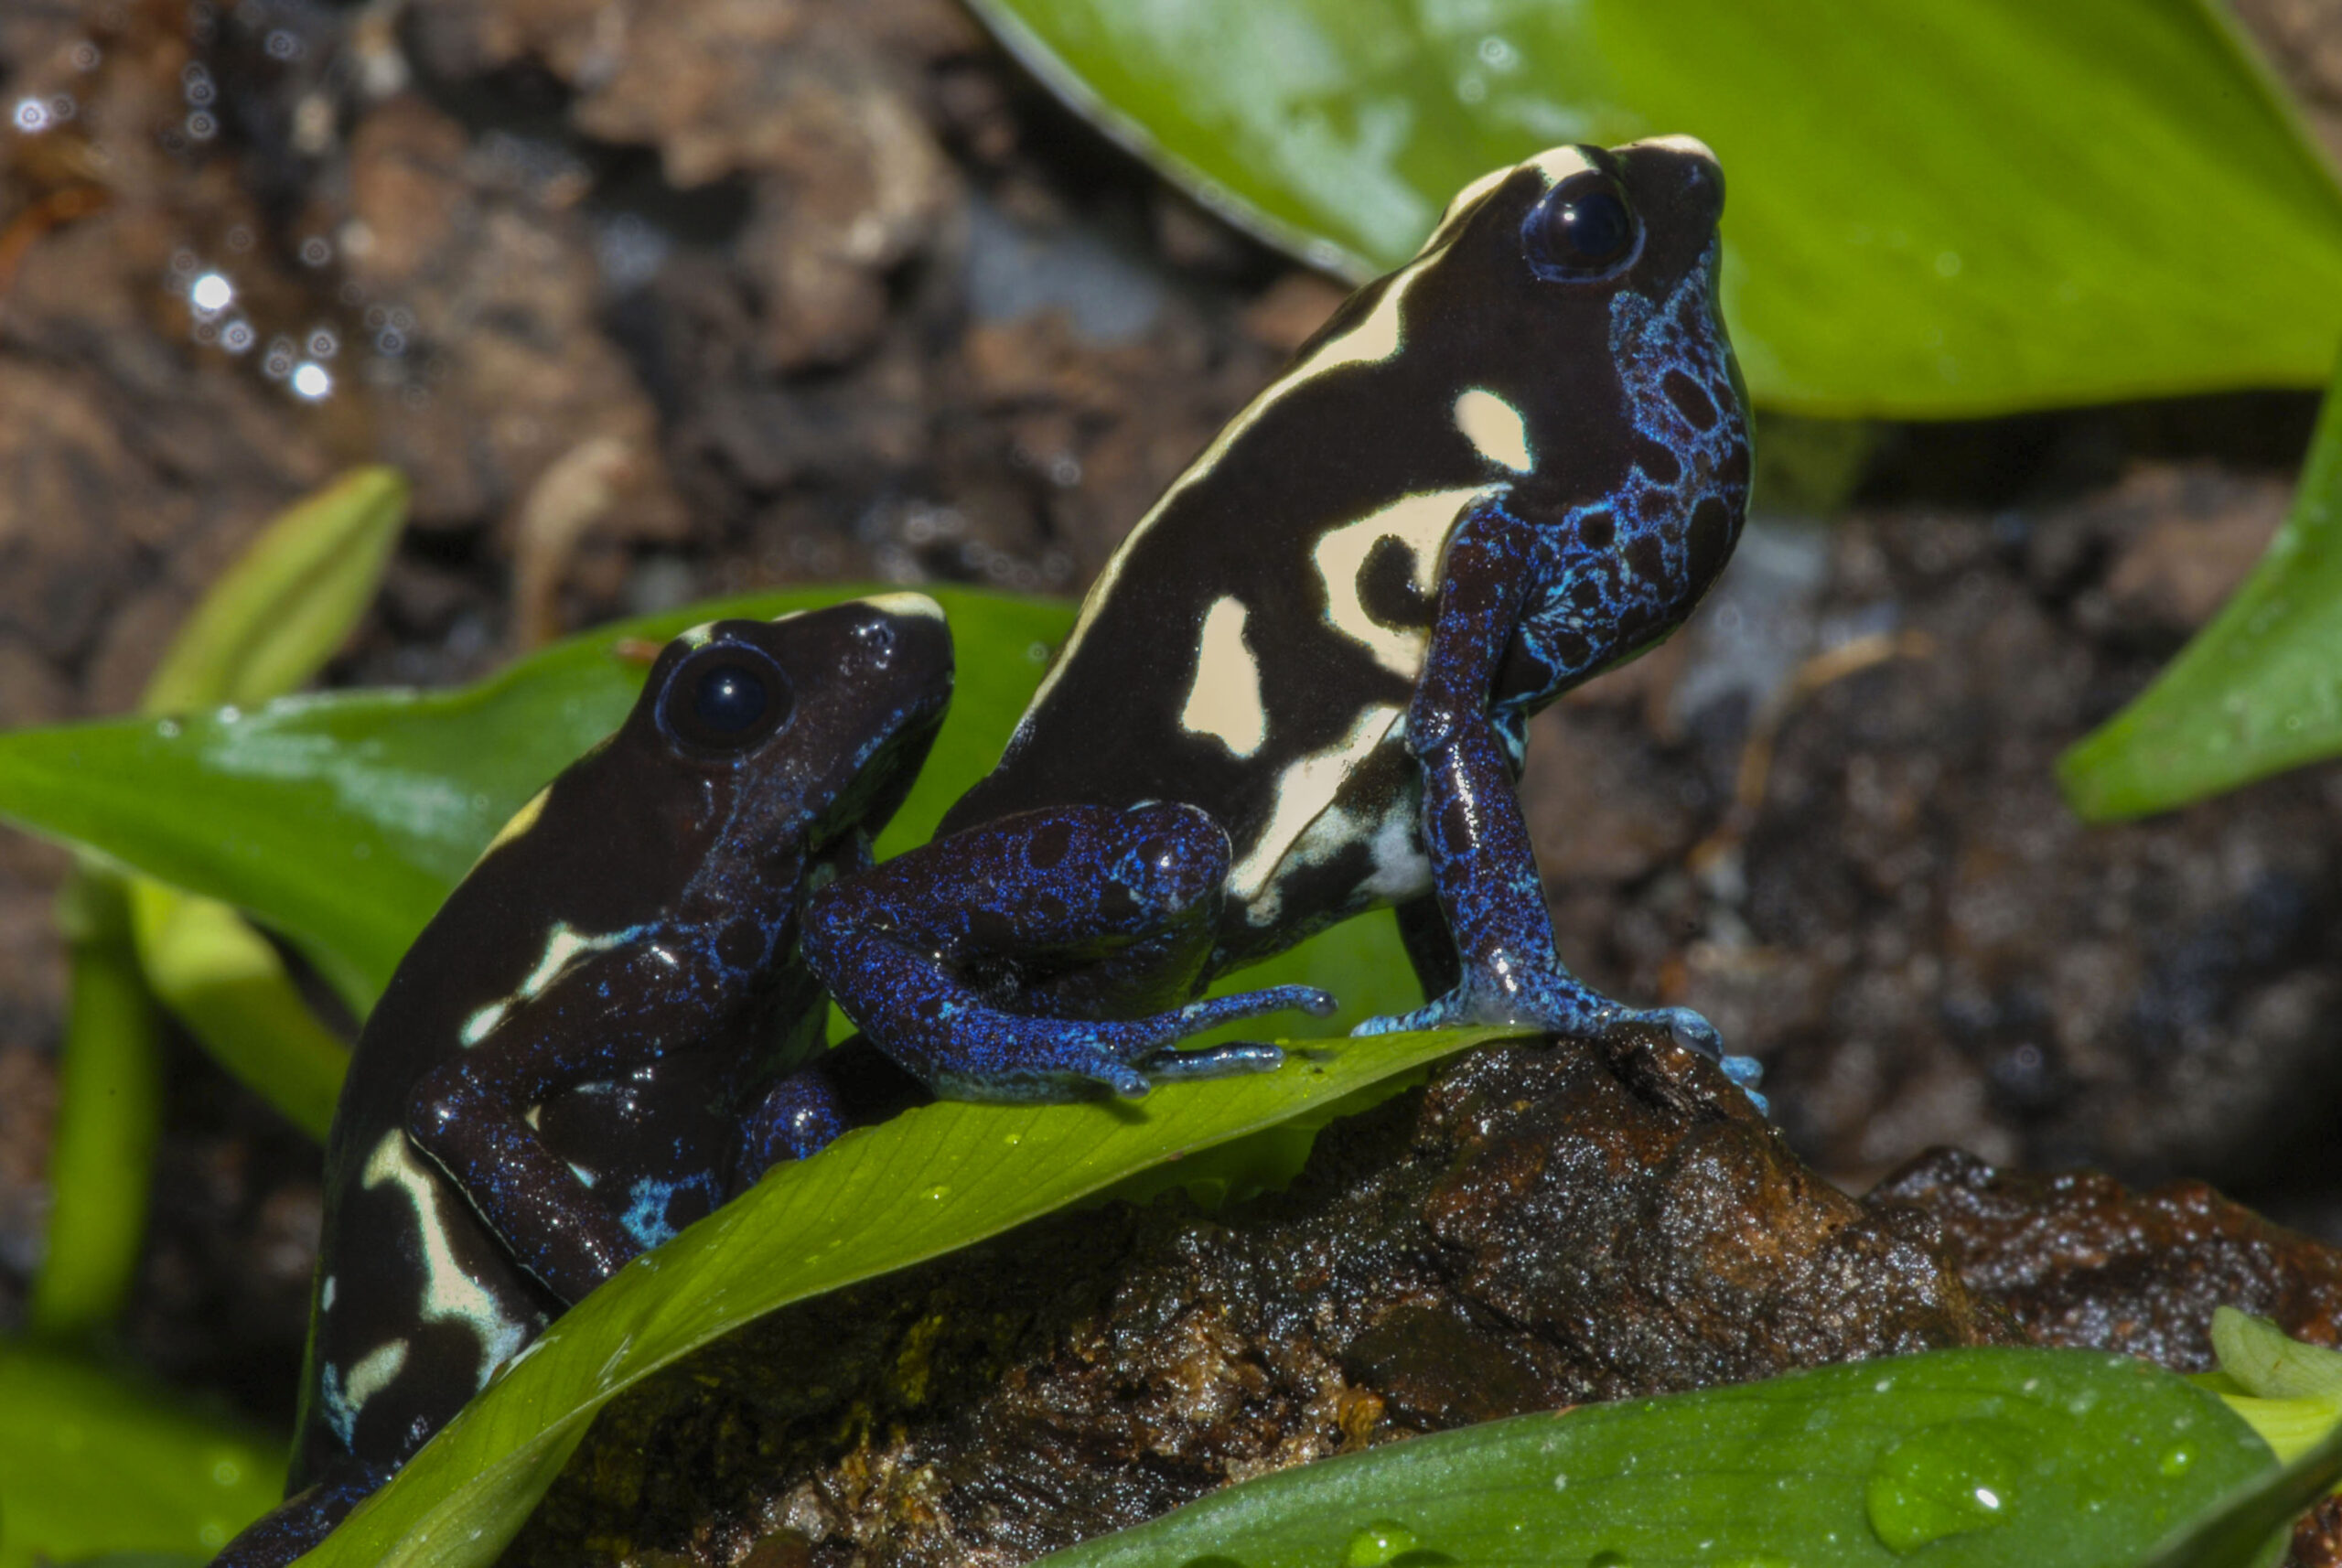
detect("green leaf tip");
top-left (2059, 351), bottom-right (2342, 821)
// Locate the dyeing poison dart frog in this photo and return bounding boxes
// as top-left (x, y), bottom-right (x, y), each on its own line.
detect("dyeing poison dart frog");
top-left (800, 137), bottom-right (1753, 1105)
top-left (214, 596), bottom-right (951, 1567)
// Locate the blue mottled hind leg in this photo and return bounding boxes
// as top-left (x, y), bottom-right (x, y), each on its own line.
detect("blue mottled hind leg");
top-left (1355, 501), bottom-right (1760, 1101)
top-left (803, 802), bottom-right (1333, 1101)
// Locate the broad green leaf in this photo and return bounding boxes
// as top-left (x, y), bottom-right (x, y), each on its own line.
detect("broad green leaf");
top-left (294, 1026), bottom-right (1516, 1568)
top-left (28, 875), bottom-right (162, 1340)
top-left (0, 1343), bottom-right (285, 1568)
top-left (2059, 356), bottom-right (2342, 820)
top-left (965, 0), bottom-right (2342, 416)
top-left (1029, 1348), bottom-right (2276, 1568)
top-left (139, 467), bottom-right (407, 716)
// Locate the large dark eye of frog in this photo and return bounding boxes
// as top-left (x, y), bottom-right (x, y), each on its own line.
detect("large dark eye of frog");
top-left (661, 643), bottom-right (794, 752)
top-left (1523, 172), bottom-right (1641, 282)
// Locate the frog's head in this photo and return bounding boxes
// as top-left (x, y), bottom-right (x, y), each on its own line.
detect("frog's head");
top-left (630, 594), bottom-right (953, 865)
top-left (1390, 136), bottom-right (1752, 682)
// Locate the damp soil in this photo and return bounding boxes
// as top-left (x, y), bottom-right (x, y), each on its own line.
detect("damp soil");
top-left (5, 0), bottom-right (2342, 1561)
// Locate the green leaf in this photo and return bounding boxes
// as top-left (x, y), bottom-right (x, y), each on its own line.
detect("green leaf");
top-left (964, 0), bottom-right (2342, 416)
top-left (2059, 356), bottom-right (2342, 820)
top-left (293, 1026), bottom-right (1517, 1568)
top-left (28, 875), bottom-right (163, 1340)
top-left (138, 467), bottom-right (407, 716)
top-left (0, 1343), bottom-right (285, 1568)
top-left (0, 588), bottom-right (1070, 1010)
top-left (1026, 1348), bottom-right (2276, 1568)
top-left (2213, 1308), bottom-right (2342, 1403)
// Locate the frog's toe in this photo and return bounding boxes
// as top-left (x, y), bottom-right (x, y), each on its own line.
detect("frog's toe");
top-left (1348, 997), bottom-right (1453, 1037)
top-left (1139, 1040), bottom-right (1285, 1081)
top-left (1617, 1004), bottom-right (1724, 1061)
top-left (1173, 984), bottom-right (1337, 1033)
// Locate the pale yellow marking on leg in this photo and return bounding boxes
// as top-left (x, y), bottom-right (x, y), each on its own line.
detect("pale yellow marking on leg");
top-left (1179, 596), bottom-right (1267, 757)
top-left (364, 1131), bottom-right (533, 1383)
top-left (343, 1338), bottom-right (410, 1408)
top-left (1311, 486), bottom-right (1488, 680)
top-left (1228, 703), bottom-right (1404, 914)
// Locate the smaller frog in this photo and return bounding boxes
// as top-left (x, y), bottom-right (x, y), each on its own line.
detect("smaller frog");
top-left (803, 137), bottom-right (1754, 1103)
top-left (213, 596), bottom-right (951, 1567)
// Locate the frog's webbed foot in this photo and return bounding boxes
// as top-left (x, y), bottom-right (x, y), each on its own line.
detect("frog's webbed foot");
top-left (1354, 987), bottom-right (1767, 1112)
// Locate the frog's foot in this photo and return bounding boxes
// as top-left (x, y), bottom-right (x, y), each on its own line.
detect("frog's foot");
top-left (1354, 989), bottom-right (1766, 1109)
top-left (929, 984), bottom-right (1334, 1101)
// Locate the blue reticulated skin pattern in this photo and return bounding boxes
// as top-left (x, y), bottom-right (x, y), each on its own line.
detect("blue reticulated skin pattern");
top-left (210, 596), bottom-right (952, 1568)
top-left (801, 136), bottom-right (1755, 1109)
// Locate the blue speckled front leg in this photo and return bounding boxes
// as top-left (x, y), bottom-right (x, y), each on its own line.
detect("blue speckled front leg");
top-left (805, 802), bottom-right (1334, 1101)
top-left (406, 934), bottom-right (745, 1303)
top-left (1354, 501), bottom-right (1724, 1061)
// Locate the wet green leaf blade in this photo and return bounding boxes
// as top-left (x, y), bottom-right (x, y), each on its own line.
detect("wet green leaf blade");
top-left (966, 0), bottom-right (2342, 415)
top-left (1029, 1348), bottom-right (2278, 1568)
top-left (293, 1027), bottom-right (1518, 1568)
top-left (0, 1343), bottom-right (285, 1568)
top-left (2059, 358), bottom-right (2342, 820)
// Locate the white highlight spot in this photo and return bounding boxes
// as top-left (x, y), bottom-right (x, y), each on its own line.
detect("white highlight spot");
top-left (291, 361), bottom-right (332, 400)
top-left (1179, 596), bottom-right (1266, 757)
top-left (320, 1275), bottom-right (337, 1311)
top-left (1454, 389), bottom-right (1531, 471)
top-left (1312, 487), bottom-right (1487, 679)
top-left (189, 272), bottom-right (233, 313)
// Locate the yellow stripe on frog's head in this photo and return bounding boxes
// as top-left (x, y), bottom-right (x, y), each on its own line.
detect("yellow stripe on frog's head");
top-left (471, 785), bottom-right (552, 870)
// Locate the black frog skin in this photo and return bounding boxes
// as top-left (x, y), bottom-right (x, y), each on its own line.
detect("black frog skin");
top-left (211, 595), bottom-right (951, 1567)
top-left (799, 137), bottom-right (1756, 1106)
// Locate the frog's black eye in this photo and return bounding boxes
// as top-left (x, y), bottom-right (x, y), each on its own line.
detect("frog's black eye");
top-left (661, 644), bottom-right (793, 752)
top-left (1523, 174), bottom-right (1640, 282)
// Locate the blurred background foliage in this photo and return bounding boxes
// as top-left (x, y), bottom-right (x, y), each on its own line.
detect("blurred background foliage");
top-left (5, 0), bottom-right (2342, 1563)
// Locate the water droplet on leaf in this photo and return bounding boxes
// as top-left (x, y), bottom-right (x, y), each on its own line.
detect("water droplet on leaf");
top-left (1864, 1422), bottom-right (2018, 1553)
top-left (1342, 1521), bottom-right (1417, 1565)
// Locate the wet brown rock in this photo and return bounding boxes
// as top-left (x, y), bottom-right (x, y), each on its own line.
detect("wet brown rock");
top-left (506, 1032), bottom-right (2011, 1566)
top-left (1872, 1146), bottom-right (2342, 1369)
